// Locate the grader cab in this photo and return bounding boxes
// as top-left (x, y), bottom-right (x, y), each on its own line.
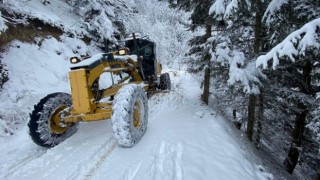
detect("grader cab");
top-left (28, 33), bottom-right (171, 148)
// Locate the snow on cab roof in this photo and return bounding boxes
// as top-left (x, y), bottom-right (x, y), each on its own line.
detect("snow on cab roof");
top-left (69, 53), bottom-right (138, 69)
top-left (125, 33), bottom-right (143, 41)
top-left (69, 53), bottom-right (106, 69)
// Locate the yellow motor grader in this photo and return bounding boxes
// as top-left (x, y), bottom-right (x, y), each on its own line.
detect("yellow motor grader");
top-left (28, 34), bottom-right (171, 148)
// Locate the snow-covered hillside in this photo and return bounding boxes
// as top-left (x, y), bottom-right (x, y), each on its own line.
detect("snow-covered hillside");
top-left (0, 0), bottom-right (192, 136)
top-left (0, 0), bottom-right (123, 135)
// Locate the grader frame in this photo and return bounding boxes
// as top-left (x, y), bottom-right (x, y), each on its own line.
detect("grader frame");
top-left (64, 53), bottom-right (151, 123)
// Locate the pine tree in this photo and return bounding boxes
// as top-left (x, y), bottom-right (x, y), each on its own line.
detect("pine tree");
top-left (174, 0), bottom-right (213, 104)
top-left (257, 1), bottom-right (320, 175)
top-left (208, 0), bottom-right (266, 142)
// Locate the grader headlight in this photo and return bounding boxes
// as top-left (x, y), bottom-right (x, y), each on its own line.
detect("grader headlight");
top-left (70, 57), bottom-right (81, 64)
top-left (119, 49), bottom-right (128, 55)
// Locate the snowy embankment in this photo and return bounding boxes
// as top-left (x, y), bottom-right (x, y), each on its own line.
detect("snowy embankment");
top-left (0, 0), bottom-right (110, 135)
top-left (0, 66), bottom-right (273, 179)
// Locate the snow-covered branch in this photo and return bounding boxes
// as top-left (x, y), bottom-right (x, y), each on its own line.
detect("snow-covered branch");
top-left (256, 18), bottom-right (320, 69)
top-left (0, 11), bottom-right (8, 34)
top-left (209, 0), bottom-right (251, 21)
top-left (262, 0), bottom-right (289, 26)
top-left (210, 37), bottom-right (261, 93)
top-left (224, 0), bottom-right (240, 19)
top-left (209, 0), bottom-right (225, 21)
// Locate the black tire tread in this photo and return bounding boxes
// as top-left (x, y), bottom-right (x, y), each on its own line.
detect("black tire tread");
top-left (28, 92), bottom-right (77, 148)
top-left (159, 73), bottom-right (171, 90)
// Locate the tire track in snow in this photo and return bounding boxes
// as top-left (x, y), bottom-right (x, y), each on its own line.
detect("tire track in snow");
top-left (83, 138), bottom-right (117, 180)
top-left (148, 141), bottom-right (184, 180)
top-left (3, 121), bottom-right (116, 180)
top-left (122, 161), bottom-right (143, 180)
top-left (1, 150), bottom-right (47, 179)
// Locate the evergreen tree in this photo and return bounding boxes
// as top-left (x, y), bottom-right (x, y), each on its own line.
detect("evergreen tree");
top-left (174, 0), bottom-right (213, 104)
top-left (258, 1), bottom-right (320, 176)
top-left (171, 0), bottom-right (320, 177)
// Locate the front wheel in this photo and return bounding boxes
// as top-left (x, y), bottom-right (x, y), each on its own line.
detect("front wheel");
top-left (158, 73), bottom-right (171, 90)
top-left (28, 93), bottom-right (78, 148)
top-left (111, 84), bottom-right (148, 148)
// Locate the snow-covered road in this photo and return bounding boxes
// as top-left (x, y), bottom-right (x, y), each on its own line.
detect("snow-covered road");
top-left (0, 72), bottom-right (272, 180)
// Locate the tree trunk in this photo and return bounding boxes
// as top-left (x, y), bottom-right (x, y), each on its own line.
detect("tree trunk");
top-left (253, 0), bottom-right (263, 54)
top-left (201, 24), bottom-right (212, 105)
top-left (247, 94), bottom-right (256, 141)
top-left (284, 100), bottom-right (308, 174)
top-left (284, 60), bottom-right (312, 174)
top-left (205, 24), bottom-right (211, 39)
top-left (247, 0), bottom-right (263, 142)
top-left (283, 143), bottom-right (300, 174)
top-left (202, 67), bottom-right (210, 105)
top-left (254, 89), bottom-right (263, 148)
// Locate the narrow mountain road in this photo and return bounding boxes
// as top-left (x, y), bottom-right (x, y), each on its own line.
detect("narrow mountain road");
top-left (0, 71), bottom-right (272, 180)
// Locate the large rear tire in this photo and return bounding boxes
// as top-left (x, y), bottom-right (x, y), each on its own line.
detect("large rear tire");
top-left (159, 73), bottom-right (171, 90)
top-left (111, 84), bottom-right (148, 148)
top-left (28, 93), bottom-right (78, 148)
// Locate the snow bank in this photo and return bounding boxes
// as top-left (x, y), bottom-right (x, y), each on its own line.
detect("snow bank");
top-left (2, 0), bottom-right (88, 36)
top-left (256, 18), bottom-right (320, 69)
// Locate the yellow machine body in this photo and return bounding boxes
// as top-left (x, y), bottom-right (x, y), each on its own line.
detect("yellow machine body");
top-left (63, 55), bottom-right (154, 123)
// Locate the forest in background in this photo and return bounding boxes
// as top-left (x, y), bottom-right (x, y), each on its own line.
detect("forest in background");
top-left (165, 0), bottom-right (319, 179)
top-left (0, 0), bottom-right (319, 179)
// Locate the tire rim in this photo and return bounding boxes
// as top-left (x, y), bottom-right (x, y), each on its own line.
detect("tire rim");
top-left (133, 100), bottom-right (142, 128)
top-left (50, 105), bottom-right (69, 134)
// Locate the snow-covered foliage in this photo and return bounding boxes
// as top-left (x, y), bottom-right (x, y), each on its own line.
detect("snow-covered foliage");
top-left (69, 0), bottom-right (116, 41)
top-left (0, 11), bottom-right (7, 33)
top-left (2, 0), bottom-right (88, 36)
top-left (209, 0), bottom-right (225, 20)
top-left (308, 110), bottom-right (320, 141)
top-left (256, 18), bottom-right (320, 69)
top-left (263, 0), bottom-right (289, 26)
top-left (255, 16), bottom-right (320, 179)
top-left (1, 0), bottom-right (127, 43)
top-left (187, 0), bottom-right (320, 178)
top-left (123, 0), bottom-right (193, 69)
top-left (207, 0), bottom-right (260, 94)
top-left (209, 0), bottom-right (251, 21)
top-left (209, 36), bottom-right (261, 94)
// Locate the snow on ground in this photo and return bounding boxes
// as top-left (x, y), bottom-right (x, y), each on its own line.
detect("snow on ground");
top-left (0, 70), bottom-right (273, 180)
top-left (3, 0), bottom-right (89, 36)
